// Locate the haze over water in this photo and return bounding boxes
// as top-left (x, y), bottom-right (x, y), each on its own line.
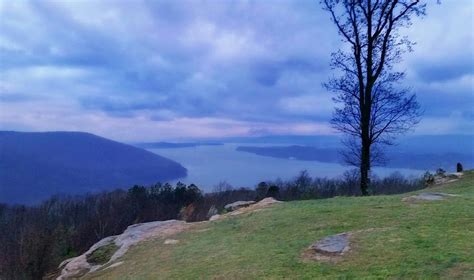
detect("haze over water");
top-left (149, 144), bottom-right (424, 191)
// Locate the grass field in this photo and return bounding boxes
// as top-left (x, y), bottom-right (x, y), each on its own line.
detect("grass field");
top-left (86, 171), bottom-right (474, 279)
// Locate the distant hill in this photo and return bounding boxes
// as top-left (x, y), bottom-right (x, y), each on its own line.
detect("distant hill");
top-left (0, 131), bottom-right (187, 204)
top-left (236, 144), bottom-right (474, 171)
top-left (219, 134), bottom-right (474, 153)
top-left (134, 142), bottom-right (223, 149)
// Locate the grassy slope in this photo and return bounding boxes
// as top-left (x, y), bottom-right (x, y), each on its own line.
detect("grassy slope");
top-left (87, 172), bottom-right (474, 279)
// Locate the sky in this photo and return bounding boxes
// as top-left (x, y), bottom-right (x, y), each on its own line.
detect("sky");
top-left (0, 0), bottom-right (473, 142)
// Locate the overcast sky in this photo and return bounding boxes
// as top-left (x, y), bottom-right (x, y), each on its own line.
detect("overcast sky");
top-left (0, 0), bottom-right (473, 141)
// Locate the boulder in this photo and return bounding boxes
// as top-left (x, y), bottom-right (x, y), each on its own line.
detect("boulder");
top-left (224, 200), bottom-right (256, 212)
top-left (425, 171), bottom-right (462, 186)
top-left (311, 233), bottom-right (350, 255)
top-left (207, 205), bottom-right (218, 218)
top-left (253, 197), bottom-right (282, 208)
top-left (58, 220), bottom-right (188, 279)
top-left (209, 214), bottom-right (221, 221)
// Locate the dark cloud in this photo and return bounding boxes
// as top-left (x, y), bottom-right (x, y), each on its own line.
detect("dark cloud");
top-left (415, 58), bottom-right (474, 82)
top-left (0, 0), bottom-right (472, 140)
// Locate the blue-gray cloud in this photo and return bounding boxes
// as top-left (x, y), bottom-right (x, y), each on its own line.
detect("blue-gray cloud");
top-left (0, 0), bottom-right (472, 141)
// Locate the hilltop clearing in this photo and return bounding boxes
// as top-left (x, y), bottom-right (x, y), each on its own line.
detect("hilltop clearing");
top-left (72, 172), bottom-right (474, 279)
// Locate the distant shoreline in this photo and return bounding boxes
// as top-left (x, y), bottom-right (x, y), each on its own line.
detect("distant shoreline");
top-left (236, 145), bottom-right (473, 171)
top-left (134, 142), bottom-right (224, 149)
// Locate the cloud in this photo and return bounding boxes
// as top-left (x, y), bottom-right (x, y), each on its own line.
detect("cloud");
top-left (279, 94), bottom-right (333, 117)
top-left (0, 0), bottom-right (472, 141)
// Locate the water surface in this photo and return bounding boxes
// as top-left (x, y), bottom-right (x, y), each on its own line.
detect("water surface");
top-left (149, 144), bottom-right (424, 191)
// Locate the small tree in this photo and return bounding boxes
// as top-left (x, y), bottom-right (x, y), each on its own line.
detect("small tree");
top-left (266, 185), bottom-right (280, 199)
top-left (322, 0), bottom-right (425, 195)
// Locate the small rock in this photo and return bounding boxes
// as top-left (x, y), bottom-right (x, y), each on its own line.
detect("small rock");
top-left (224, 200), bottom-right (256, 211)
top-left (311, 233), bottom-right (350, 255)
top-left (209, 214), bottom-right (221, 221)
top-left (207, 205), bottom-right (218, 219)
top-left (164, 239), bottom-right (179, 245)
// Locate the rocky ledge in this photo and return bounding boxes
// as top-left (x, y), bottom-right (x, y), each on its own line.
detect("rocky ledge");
top-left (57, 197), bottom-right (282, 279)
top-left (58, 220), bottom-right (189, 279)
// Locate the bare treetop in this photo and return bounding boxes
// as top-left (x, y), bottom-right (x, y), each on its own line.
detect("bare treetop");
top-left (322, 0), bottom-right (426, 194)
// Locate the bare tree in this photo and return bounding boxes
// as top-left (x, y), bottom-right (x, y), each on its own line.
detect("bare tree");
top-left (322, 0), bottom-right (424, 195)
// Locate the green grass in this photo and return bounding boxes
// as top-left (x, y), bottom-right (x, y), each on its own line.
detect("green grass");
top-left (86, 171), bottom-right (474, 279)
top-left (86, 243), bottom-right (119, 265)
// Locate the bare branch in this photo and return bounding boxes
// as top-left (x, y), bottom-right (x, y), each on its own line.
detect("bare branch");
top-left (322, 0), bottom-right (426, 194)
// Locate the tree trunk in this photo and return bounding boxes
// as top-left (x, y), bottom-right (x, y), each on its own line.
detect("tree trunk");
top-left (360, 140), bottom-right (370, 195)
top-left (360, 93), bottom-right (371, 196)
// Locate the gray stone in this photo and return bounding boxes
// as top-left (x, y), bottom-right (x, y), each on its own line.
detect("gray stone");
top-left (416, 193), bottom-right (448, 200)
top-left (433, 172), bottom-right (462, 185)
top-left (209, 214), bottom-right (221, 221)
top-left (164, 239), bottom-right (179, 245)
top-left (207, 205), bottom-right (218, 218)
top-left (224, 200), bottom-right (256, 211)
top-left (403, 192), bottom-right (457, 202)
top-left (311, 233), bottom-right (350, 254)
top-left (58, 220), bottom-right (188, 279)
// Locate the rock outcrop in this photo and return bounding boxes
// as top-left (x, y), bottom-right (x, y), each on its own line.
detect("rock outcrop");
top-left (224, 197), bottom-right (282, 213)
top-left (435, 172), bottom-right (463, 185)
top-left (58, 220), bottom-right (188, 279)
top-left (209, 214), bottom-right (221, 221)
top-left (207, 205), bottom-right (218, 218)
top-left (58, 198), bottom-right (283, 279)
top-left (224, 200), bottom-right (256, 211)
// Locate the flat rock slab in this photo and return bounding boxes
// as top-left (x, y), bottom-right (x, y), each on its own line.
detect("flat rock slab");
top-left (224, 200), bottom-right (256, 211)
top-left (403, 192), bottom-right (458, 202)
top-left (58, 220), bottom-right (188, 279)
top-left (311, 233), bottom-right (350, 255)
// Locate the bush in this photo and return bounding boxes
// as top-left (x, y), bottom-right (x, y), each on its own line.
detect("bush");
top-left (256, 182), bottom-right (269, 200)
top-left (423, 171), bottom-right (435, 186)
top-left (266, 185), bottom-right (280, 199)
top-left (436, 168), bottom-right (446, 177)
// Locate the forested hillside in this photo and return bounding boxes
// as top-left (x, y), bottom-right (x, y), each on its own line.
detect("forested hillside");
top-left (0, 131), bottom-right (187, 204)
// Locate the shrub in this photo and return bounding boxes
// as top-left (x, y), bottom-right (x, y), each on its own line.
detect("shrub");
top-left (256, 182), bottom-right (269, 200)
top-left (423, 171), bottom-right (435, 186)
top-left (436, 168), bottom-right (446, 177)
top-left (266, 185), bottom-right (280, 199)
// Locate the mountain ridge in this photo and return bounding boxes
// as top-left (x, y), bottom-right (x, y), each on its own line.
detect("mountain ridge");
top-left (0, 131), bottom-right (187, 204)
